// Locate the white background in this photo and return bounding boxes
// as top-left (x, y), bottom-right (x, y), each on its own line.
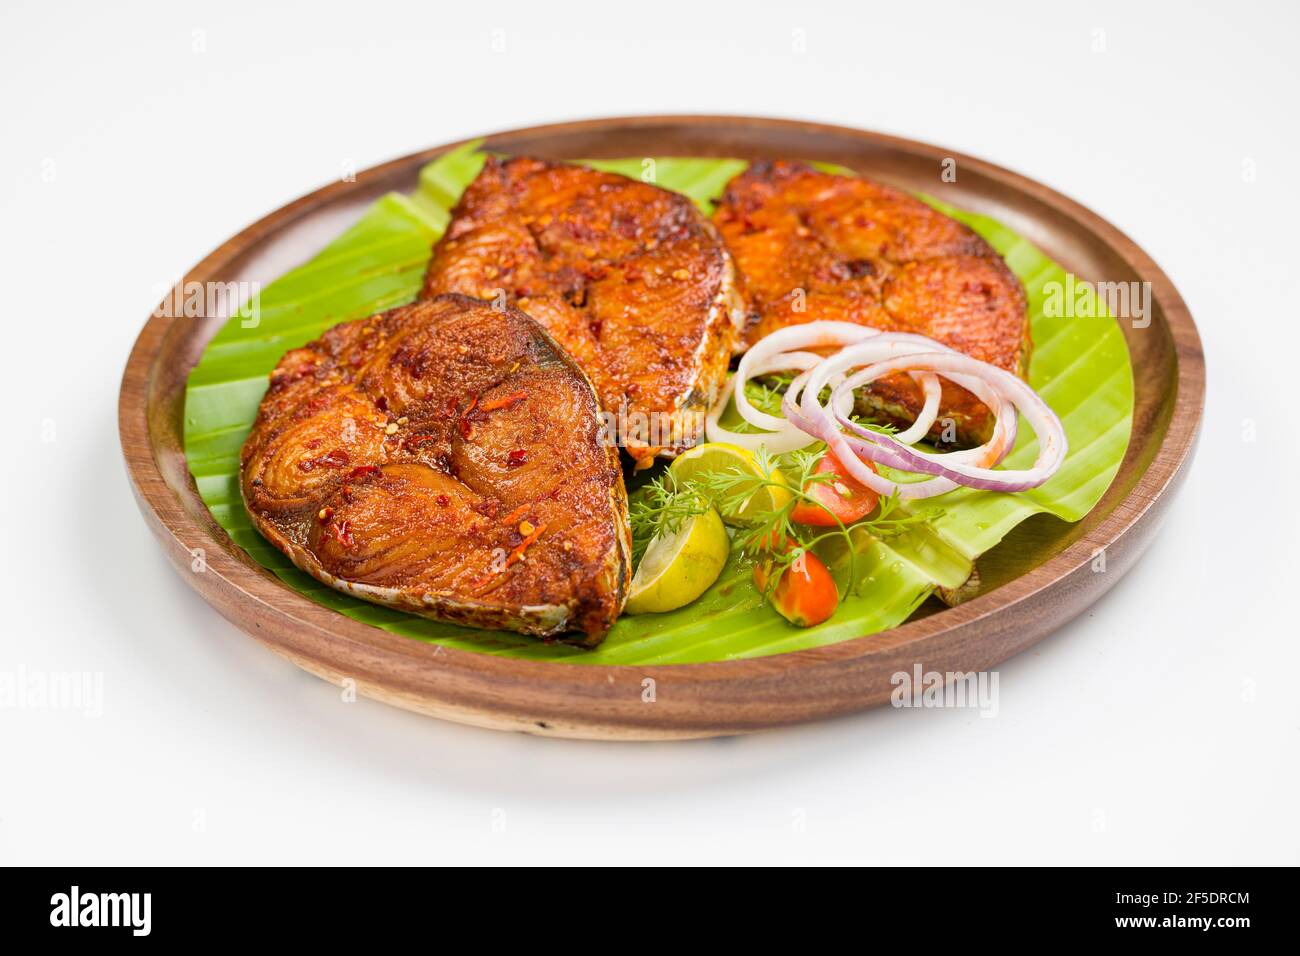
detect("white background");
top-left (2, 0), bottom-right (1297, 865)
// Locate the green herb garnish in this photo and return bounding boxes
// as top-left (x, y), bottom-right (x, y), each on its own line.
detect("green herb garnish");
top-left (628, 477), bottom-right (710, 567)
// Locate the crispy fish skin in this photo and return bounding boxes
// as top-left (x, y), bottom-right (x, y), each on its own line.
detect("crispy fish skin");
top-left (713, 160), bottom-right (1029, 445)
top-left (240, 295), bottom-right (631, 644)
top-left (421, 156), bottom-right (745, 462)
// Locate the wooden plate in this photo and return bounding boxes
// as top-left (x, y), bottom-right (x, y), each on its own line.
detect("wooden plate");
top-left (118, 116), bottom-right (1204, 740)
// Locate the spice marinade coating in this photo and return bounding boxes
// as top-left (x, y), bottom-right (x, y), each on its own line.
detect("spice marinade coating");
top-left (422, 156), bottom-right (746, 462)
top-left (713, 161), bottom-right (1031, 446)
top-left (240, 295), bottom-right (631, 644)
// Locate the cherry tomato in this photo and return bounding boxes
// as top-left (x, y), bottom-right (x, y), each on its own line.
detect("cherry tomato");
top-left (789, 452), bottom-right (880, 527)
top-left (752, 549), bottom-right (839, 627)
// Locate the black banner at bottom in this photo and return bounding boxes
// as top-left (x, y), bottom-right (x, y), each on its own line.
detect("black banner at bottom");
top-left (1, 866), bottom-right (1283, 941)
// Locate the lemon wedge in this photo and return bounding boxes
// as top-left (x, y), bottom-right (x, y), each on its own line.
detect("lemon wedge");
top-left (668, 442), bottom-right (791, 526)
top-left (625, 507), bottom-right (729, 614)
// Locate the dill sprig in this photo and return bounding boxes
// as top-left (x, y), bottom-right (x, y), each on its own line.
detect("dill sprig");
top-left (741, 373), bottom-right (901, 438)
top-left (860, 492), bottom-right (940, 538)
top-left (683, 446), bottom-right (943, 597)
top-left (628, 476), bottom-right (710, 566)
top-left (847, 415), bottom-right (900, 436)
top-left (683, 447), bottom-right (853, 593)
top-left (742, 377), bottom-right (789, 419)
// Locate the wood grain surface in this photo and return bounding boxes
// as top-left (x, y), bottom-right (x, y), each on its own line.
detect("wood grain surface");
top-left (117, 116), bottom-right (1205, 740)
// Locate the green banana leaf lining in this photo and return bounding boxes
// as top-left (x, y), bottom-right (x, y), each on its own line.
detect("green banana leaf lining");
top-left (183, 142), bottom-right (1132, 664)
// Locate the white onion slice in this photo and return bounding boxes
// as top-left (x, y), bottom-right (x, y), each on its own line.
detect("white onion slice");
top-left (897, 372), bottom-right (942, 446)
top-left (730, 321), bottom-right (878, 430)
top-left (705, 321), bottom-right (1067, 500)
top-left (706, 352), bottom-right (822, 452)
top-left (707, 348), bottom-right (853, 453)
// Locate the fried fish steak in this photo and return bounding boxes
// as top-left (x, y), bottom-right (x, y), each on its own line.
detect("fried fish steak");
top-left (241, 294), bottom-right (631, 644)
top-left (421, 156), bottom-right (745, 463)
top-left (713, 161), bottom-right (1030, 445)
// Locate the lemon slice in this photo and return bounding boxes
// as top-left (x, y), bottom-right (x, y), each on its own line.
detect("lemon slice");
top-left (625, 507), bottom-right (729, 614)
top-left (668, 442), bottom-right (791, 526)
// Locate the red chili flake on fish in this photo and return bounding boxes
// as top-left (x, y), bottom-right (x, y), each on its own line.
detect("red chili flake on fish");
top-left (331, 520), bottom-right (353, 547)
top-left (506, 449), bottom-right (528, 467)
top-left (457, 394), bottom-right (480, 440)
top-left (500, 504), bottom-right (530, 525)
top-left (478, 391), bottom-right (528, 412)
top-left (347, 465), bottom-right (381, 480)
top-left (299, 448), bottom-right (350, 472)
top-left (436, 494), bottom-right (450, 507)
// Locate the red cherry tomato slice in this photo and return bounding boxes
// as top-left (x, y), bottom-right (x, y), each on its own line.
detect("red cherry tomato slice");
top-left (789, 452), bottom-right (880, 527)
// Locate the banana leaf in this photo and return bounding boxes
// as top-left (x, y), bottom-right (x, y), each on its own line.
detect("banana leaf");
top-left (184, 142), bottom-right (1132, 664)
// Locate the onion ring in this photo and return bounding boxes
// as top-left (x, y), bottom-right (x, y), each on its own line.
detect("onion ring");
top-left (705, 321), bottom-right (1066, 500)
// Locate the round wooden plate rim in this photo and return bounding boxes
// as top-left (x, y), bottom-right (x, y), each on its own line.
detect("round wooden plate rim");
top-left (119, 115), bottom-right (1204, 738)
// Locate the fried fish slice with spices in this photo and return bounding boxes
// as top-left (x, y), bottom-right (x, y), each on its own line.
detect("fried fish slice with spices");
top-left (241, 294), bottom-right (631, 644)
top-left (714, 160), bottom-right (1030, 446)
top-left (421, 156), bottom-right (746, 465)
